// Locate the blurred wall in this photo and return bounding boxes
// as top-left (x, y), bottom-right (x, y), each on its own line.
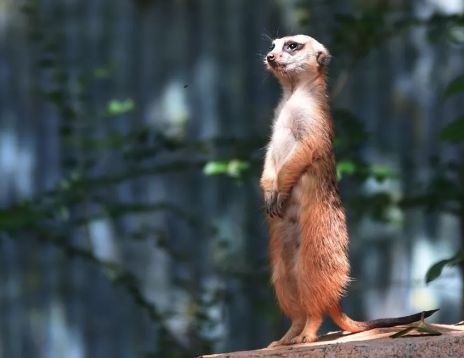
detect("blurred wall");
top-left (0, 0), bottom-right (463, 357)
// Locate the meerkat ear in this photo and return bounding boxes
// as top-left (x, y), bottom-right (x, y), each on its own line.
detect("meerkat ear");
top-left (316, 50), bottom-right (331, 66)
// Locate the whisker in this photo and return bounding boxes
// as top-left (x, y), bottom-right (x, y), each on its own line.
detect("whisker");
top-left (261, 33), bottom-right (272, 42)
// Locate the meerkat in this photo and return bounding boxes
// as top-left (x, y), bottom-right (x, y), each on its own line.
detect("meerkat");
top-left (260, 34), bottom-right (437, 347)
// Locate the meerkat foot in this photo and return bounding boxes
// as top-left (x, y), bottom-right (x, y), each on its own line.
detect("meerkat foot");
top-left (290, 316), bottom-right (322, 344)
top-left (291, 333), bottom-right (317, 344)
top-left (268, 333), bottom-right (317, 347)
top-left (267, 337), bottom-right (294, 348)
top-left (267, 340), bottom-right (282, 348)
top-left (267, 318), bottom-right (306, 348)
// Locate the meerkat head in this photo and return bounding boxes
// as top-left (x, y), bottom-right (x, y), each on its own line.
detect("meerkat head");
top-left (264, 35), bottom-right (331, 82)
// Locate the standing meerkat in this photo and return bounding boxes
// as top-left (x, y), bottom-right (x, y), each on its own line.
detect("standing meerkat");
top-left (261, 34), bottom-right (437, 347)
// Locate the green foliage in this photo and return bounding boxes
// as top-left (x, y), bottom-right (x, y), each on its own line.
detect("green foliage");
top-left (440, 115), bottom-right (464, 143)
top-left (203, 159), bottom-right (250, 179)
top-left (334, 11), bottom-right (464, 61)
top-left (440, 76), bottom-right (464, 143)
top-left (369, 165), bottom-right (396, 182)
top-left (321, 4), bottom-right (464, 286)
top-left (107, 98), bottom-right (135, 116)
top-left (336, 160), bottom-right (357, 180)
top-left (331, 108), bottom-right (397, 190)
top-left (10, 1), bottom-right (247, 355)
top-left (333, 109), bottom-right (369, 151)
top-left (333, 10), bottom-right (390, 60)
top-left (336, 160), bottom-right (396, 182)
top-left (402, 71), bottom-right (464, 284)
top-left (94, 64), bottom-right (118, 79)
top-left (443, 75), bottom-right (464, 99)
top-left (390, 312), bottom-right (441, 338)
top-left (426, 251), bottom-right (464, 284)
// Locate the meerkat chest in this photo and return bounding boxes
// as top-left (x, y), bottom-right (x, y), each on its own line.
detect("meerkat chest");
top-left (274, 93), bottom-right (316, 136)
top-left (270, 94), bottom-right (317, 166)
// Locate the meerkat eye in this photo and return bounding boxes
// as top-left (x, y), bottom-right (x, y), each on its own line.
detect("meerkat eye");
top-left (269, 43), bottom-right (275, 51)
top-left (288, 42), bottom-right (298, 50)
top-left (283, 41), bottom-right (303, 54)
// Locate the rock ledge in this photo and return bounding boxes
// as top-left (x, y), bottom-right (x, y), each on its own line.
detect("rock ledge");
top-left (201, 324), bottom-right (464, 358)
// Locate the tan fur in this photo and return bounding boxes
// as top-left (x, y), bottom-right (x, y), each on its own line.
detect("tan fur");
top-left (261, 35), bottom-right (434, 347)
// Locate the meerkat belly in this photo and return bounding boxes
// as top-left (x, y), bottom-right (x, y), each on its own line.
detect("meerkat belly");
top-left (282, 171), bottom-right (341, 259)
top-left (285, 170), bottom-right (350, 290)
top-left (279, 172), bottom-right (318, 259)
top-left (286, 171), bottom-right (319, 220)
top-left (270, 130), bottom-right (297, 169)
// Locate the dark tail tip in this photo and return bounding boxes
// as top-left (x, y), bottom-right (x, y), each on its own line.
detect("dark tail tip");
top-left (422, 309), bottom-right (440, 319)
top-left (365, 308), bottom-right (440, 330)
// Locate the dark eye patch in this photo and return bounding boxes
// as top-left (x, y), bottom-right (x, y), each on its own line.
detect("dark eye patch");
top-left (283, 41), bottom-right (304, 54)
top-left (269, 43), bottom-right (275, 51)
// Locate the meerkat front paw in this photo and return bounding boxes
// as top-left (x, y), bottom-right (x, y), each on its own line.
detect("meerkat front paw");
top-left (264, 190), bottom-right (289, 218)
top-left (264, 190), bottom-right (277, 216)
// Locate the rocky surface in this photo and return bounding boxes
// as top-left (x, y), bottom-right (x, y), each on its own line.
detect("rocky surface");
top-left (201, 324), bottom-right (464, 358)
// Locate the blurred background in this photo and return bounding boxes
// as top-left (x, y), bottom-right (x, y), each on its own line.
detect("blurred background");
top-left (1, 0), bottom-right (464, 357)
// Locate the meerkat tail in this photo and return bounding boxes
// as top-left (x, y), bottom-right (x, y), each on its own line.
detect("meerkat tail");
top-left (328, 304), bottom-right (439, 333)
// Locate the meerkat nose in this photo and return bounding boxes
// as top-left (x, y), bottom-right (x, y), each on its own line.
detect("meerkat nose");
top-left (267, 54), bottom-right (275, 62)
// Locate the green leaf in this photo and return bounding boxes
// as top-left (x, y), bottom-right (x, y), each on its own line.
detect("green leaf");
top-left (203, 161), bottom-right (229, 176)
top-left (46, 90), bottom-right (65, 105)
top-left (226, 159), bottom-right (250, 178)
top-left (390, 326), bottom-right (416, 338)
top-left (333, 109), bottom-right (369, 149)
top-left (368, 164), bottom-right (396, 182)
top-left (0, 204), bottom-right (45, 232)
top-left (426, 259), bottom-right (449, 283)
top-left (444, 75), bottom-right (464, 98)
top-left (417, 322), bottom-right (442, 336)
top-left (391, 312), bottom-right (441, 338)
top-left (107, 99), bottom-right (135, 115)
top-left (390, 325), bottom-right (441, 338)
top-left (203, 159), bottom-right (250, 179)
top-left (426, 251), bottom-right (464, 283)
top-left (94, 66), bottom-right (112, 79)
top-left (336, 160), bottom-right (356, 180)
top-left (440, 115), bottom-right (464, 142)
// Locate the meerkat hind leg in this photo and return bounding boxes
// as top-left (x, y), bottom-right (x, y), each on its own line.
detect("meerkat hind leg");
top-left (290, 315), bottom-right (323, 344)
top-left (268, 316), bottom-right (306, 348)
